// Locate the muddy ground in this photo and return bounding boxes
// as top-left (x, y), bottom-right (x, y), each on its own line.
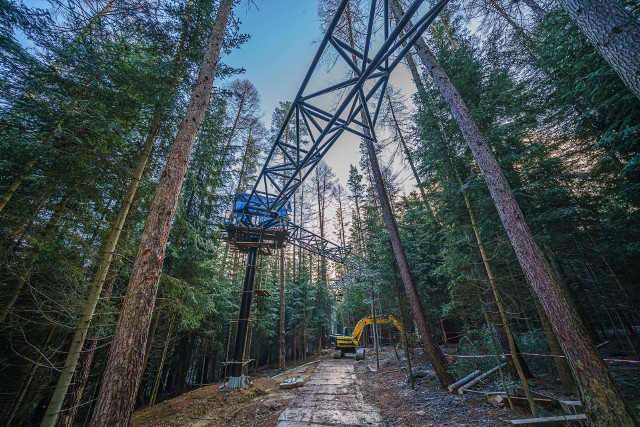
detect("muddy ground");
top-left (131, 347), bottom-right (639, 426)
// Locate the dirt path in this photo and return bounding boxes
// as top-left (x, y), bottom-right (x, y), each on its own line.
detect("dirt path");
top-left (277, 356), bottom-right (382, 426)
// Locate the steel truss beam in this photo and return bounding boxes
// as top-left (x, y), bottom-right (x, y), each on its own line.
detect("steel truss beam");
top-left (286, 222), bottom-right (363, 270)
top-left (233, 0), bottom-right (449, 229)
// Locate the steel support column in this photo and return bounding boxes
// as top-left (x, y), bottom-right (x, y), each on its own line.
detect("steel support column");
top-left (227, 244), bottom-right (259, 388)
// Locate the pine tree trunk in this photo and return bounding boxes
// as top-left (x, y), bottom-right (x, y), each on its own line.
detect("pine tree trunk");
top-left (363, 130), bottom-right (452, 386)
top-left (529, 285), bottom-right (574, 395)
top-left (481, 303), bottom-right (516, 411)
top-left (57, 338), bottom-right (98, 427)
top-left (393, 1), bottom-right (635, 422)
top-left (40, 78), bottom-right (175, 427)
top-left (559, 0), bottom-right (640, 100)
top-left (361, 97), bottom-right (452, 384)
top-left (316, 169), bottom-right (328, 287)
top-left (40, 16), bottom-right (195, 425)
top-left (57, 269), bottom-right (121, 427)
top-left (393, 276), bottom-right (414, 389)
top-left (336, 187), bottom-right (347, 248)
top-left (40, 113), bottom-right (158, 427)
top-left (211, 89), bottom-right (247, 190)
top-left (89, 2), bottom-right (233, 424)
top-left (487, 0), bottom-right (534, 46)
top-left (405, 50), bottom-right (427, 95)
top-left (303, 311), bottom-right (307, 363)
top-left (460, 204), bottom-right (537, 414)
top-left (343, 4), bottom-right (451, 385)
top-left (200, 338), bottom-right (208, 385)
top-left (457, 171), bottom-right (534, 381)
top-left (0, 159), bottom-right (36, 213)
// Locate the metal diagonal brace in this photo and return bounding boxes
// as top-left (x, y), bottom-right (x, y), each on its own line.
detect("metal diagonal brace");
top-left (232, 0), bottom-right (450, 229)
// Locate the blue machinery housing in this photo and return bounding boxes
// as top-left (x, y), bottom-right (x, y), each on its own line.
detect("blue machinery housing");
top-left (231, 192), bottom-right (289, 228)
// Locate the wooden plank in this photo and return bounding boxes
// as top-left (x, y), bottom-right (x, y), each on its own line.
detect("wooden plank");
top-left (510, 414), bottom-right (587, 426)
top-left (506, 397), bottom-right (557, 410)
top-left (509, 386), bottom-right (563, 409)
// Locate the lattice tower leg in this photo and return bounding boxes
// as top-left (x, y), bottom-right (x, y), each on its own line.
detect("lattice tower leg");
top-left (227, 244), bottom-right (259, 389)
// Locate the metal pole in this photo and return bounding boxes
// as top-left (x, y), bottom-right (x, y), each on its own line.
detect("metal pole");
top-left (228, 244), bottom-right (259, 388)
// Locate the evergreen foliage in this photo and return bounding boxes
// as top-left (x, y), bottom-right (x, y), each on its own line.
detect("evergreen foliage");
top-left (0, 0), bottom-right (638, 424)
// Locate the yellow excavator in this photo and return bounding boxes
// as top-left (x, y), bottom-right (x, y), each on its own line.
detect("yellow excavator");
top-left (331, 314), bottom-right (404, 360)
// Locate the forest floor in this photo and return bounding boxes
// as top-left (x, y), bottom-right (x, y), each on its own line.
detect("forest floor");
top-left (358, 348), bottom-right (544, 426)
top-left (130, 355), bottom-right (322, 427)
top-left (130, 347), bottom-right (639, 426)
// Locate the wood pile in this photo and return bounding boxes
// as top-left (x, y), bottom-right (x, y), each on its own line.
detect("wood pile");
top-left (447, 364), bottom-right (506, 394)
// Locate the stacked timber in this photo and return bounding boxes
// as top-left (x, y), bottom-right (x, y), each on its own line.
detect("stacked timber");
top-left (446, 364), bottom-right (506, 394)
top-left (447, 370), bottom-right (482, 393)
top-left (457, 363), bottom-right (506, 394)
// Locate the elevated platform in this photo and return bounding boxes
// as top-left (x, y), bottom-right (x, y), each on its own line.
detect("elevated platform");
top-left (223, 191), bottom-right (290, 252)
top-left (224, 223), bottom-right (288, 252)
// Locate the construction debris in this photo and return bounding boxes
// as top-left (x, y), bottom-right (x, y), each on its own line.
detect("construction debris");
top-left (279, 378), bottom-right (304, 390)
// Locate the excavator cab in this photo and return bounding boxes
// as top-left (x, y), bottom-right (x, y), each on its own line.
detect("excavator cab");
top-left (341, 326), bottom-right (353, 336)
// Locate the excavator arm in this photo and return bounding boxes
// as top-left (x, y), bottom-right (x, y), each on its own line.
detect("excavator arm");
top-left (333, 314), bottom-right (405, 359)
top-left (351, 314), bottom-right (405, 342)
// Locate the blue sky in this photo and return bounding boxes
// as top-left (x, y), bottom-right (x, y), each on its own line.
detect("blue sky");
top-left (226, 0), bottom-right (324, 123)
